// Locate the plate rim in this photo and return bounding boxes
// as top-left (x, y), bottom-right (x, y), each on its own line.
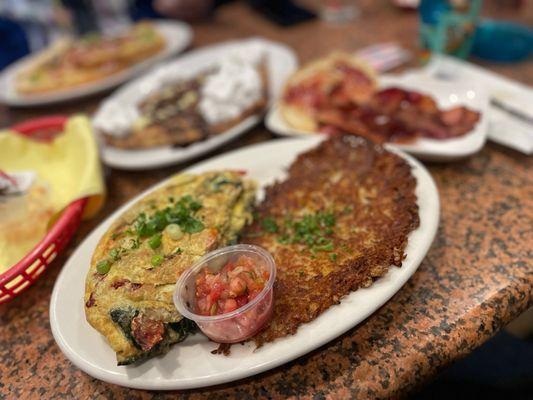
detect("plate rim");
top-left (50, 136), bottom-right (440, 390)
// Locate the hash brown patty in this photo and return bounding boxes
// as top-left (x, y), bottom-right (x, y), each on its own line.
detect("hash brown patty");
top-left (243, 135), bottom-right (420, 345)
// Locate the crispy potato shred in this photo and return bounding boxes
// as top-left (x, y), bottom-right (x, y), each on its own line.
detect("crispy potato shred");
top-left (243, 135), bottom-right (420, 346)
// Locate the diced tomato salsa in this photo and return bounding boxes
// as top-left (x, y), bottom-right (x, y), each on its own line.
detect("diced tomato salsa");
top-left (195, 255), bottom-right (270, 316)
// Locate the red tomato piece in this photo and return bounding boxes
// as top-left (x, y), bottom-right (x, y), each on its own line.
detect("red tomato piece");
top-left (194, 256), bottom-right (268, 316)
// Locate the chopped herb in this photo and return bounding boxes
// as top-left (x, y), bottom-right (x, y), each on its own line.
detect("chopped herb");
top-left (151, 211), bottom-right (167, 231)
top-left (129, 238), bottom-right (140, 249)
top-left (181, 217), bottom-right (205, 233)
top-left (133, 195), bottom-right (205, 238)
top-left (277, 235), bottom-right (290, 244)
top-left (135, 219), bottom-right (155, 238)
top-left (109, 248), bottom-right (121, 261)
top-left (172, 247), bottom-right (183, 255)
top-left (315, 242), bottom-right (334, 252)
top-left (316, 236), bottom-right (330, 245)
top-left (96, 260), bottom-right (111, 274)
top-left (148, 233), bottom-right (162, 249)
top-left (329, 253), bottom-right (338, 262)
top-left (261, 217), bottom-right (279, 233)
top-left (343, 205), bottom-right (354, 214)
top-left (261, 210), bottom-right (338, 255)
top-left (322, 212), bottom-right (335, 227)
top-left (189, 200), bottom-right (202, 212)
top-left (207, 176), bottom-right (240, 192)
top-left (151, 254), bottom-right (164, 267)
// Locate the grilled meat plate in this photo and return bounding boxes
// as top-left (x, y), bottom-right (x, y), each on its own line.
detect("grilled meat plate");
top-left (85, 171), bottom-right (256, 365)
top-left (103, 62), bottom-right (269, 150)
top-left (243, 135), bottom-right (420, 345)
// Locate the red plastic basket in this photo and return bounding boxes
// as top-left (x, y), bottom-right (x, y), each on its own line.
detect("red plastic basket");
top-left (0, 116), bottom-right (88, 304)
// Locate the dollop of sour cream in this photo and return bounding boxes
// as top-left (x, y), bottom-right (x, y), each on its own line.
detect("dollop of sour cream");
top-left (94, 42), bottom-right (265, 136)
top-left (93, 101), bottom-right (140, 138)
top-left (199, 50), bottom-right (263, 125)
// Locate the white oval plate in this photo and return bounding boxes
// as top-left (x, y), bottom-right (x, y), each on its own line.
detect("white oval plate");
top-left (0, 21), bottom-right (192, 107)
top-left (50, 136), bottom-right (439, 390)
top-left (266, 74), bottom-right (489, 162)
top-left (95, 37), bottom-right (298, 170)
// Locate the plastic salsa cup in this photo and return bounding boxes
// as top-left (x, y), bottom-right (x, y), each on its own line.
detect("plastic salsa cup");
top-left (173, 244), bottom-right (276, 343)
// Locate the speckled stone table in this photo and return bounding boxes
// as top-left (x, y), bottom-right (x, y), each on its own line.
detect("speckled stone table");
top-left (1, 2), bottom-right (532, 399)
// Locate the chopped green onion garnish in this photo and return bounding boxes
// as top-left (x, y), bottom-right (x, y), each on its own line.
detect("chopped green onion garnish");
top-left (180, 217), bottom-right (204, 233)
top-left (165, 224), bottom-right (183, 240)
top-left (315, 242), bottom-right (334, 252)
top-left (148, 233), bottom-right (162, 249)
top-left (261, 210), bottom-right (338, 255)
top-left (133, 195), bottom-right (205, 239)
top-left (96, 260), bottom-right (111, 275)
top-left (262, 217), bottom-right (279, 233)
top-left (109, 248), bottom-right (120, 261)
top-left (151, 254), bottom-right (164, 267)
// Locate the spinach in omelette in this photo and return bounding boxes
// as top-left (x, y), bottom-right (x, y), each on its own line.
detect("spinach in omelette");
top-left (84, 171), bottom-right (256, 365)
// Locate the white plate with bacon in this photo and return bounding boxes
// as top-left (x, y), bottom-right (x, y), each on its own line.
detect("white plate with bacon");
top-left (266, 53), bottom-right (489, 161)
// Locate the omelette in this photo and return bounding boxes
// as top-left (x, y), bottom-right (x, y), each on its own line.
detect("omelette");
top-left (243, 135), bottom-right (420, 345)
top-left (85, 171), bottom-right (256, 365)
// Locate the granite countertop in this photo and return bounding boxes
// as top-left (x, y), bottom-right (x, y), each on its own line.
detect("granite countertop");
top-left (0, 2), bottom-right (532, 399)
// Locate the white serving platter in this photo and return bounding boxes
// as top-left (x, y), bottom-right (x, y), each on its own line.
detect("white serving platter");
top-left (0, 21), bottom-right (193, 107)
top-left (50, 136), bottom-right (439, 390)
top-left (94, 37), bottom-right (298, 170)
top-left (266, 74), bottom-right (489, 161)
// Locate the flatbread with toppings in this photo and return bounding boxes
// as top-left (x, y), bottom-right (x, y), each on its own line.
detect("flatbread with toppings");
top-left (16, 22), bottom-right (165, 95)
